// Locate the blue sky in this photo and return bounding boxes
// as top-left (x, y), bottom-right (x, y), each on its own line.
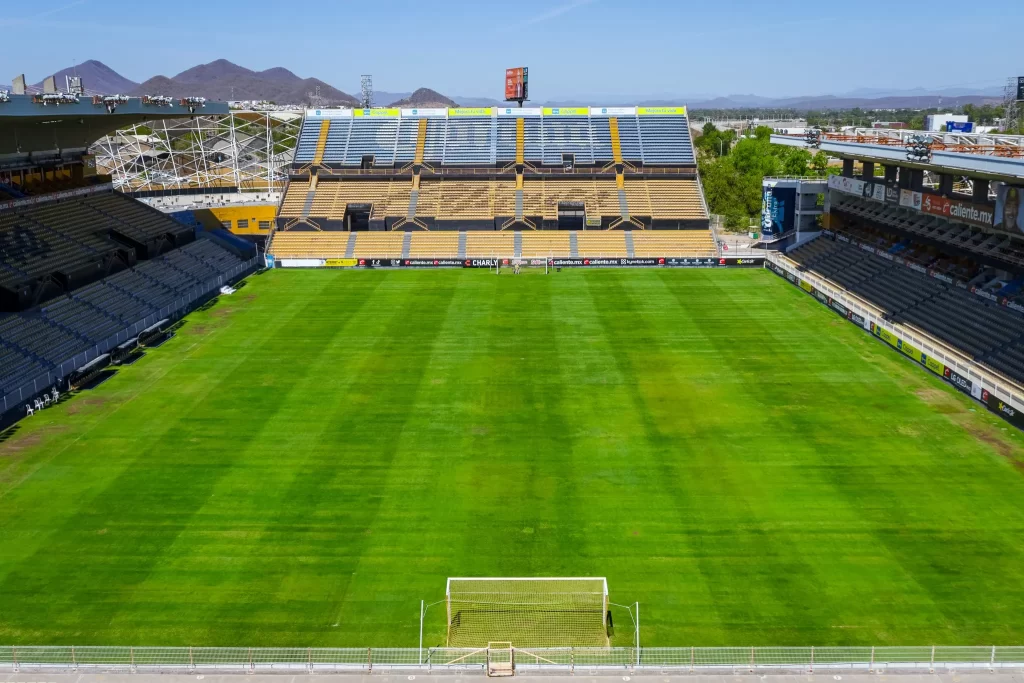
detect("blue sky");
top-left (1, 0), bottom-right (1021, 99)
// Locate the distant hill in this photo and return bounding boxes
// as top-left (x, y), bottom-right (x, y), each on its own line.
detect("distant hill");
top-left (388, 88), bottom-right (458, 108)
top-left (133, 59), bottom-right (359, 105)
top-left (375, 90), bottom-right (412, 105)
top-left (687, 93), bottom-right (1001, 111)
top-left (33, 60), bottom-right (139, 94)
top-left (452, 95), bottom-right (505, 107)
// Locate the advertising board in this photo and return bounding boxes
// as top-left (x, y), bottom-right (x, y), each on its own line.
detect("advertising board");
top-left (921, 194), bottom-right (995, 229)
top-left (505, 67), bottom-right (528, 101)
top-left (899, 189), bottom-right (923, 211)
top-left (994, 182), bottom-right (1024, 234)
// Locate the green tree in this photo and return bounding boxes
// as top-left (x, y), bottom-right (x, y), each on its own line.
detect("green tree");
top-left (811, 151), bottom-right (829, 176)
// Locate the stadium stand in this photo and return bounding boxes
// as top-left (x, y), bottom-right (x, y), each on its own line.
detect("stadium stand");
top-left (1, 237), bottom-right (252, 407)
top-left (788, 234), bottom-right (1024, 385)
top-left (576, 232), bottom-right (628, 257)
top-left (830, 194), bottom-right (1024, 269)
top-left (274, 106), bottom-right (710, 253)
top-left (0, 191), bottom-right (204, 310)
top-left (351, 233), bottom-right (405, 258)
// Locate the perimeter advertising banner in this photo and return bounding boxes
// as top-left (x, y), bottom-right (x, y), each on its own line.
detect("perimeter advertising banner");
top-left (982, 389), bottom-right (1024, 430)
top-left (994, 182), bottom-right (1024, 234)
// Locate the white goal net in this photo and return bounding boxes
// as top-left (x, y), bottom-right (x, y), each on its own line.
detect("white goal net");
top-left (445, 577), bottom-right (609, 648)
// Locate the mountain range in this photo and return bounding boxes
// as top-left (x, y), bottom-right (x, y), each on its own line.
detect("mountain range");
top-left (19, 60), bottom-right (1007, 110)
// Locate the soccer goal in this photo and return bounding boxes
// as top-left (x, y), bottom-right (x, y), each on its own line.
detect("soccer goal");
top-left (445, 577), bottom-right (609, 648)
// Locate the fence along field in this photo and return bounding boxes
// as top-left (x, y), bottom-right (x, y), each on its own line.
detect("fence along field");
top-left (2, 645), bottom-right (1024, 674)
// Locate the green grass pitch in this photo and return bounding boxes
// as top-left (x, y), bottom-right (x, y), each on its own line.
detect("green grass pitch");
top-left (1, 267), bottom-right (1023, 648)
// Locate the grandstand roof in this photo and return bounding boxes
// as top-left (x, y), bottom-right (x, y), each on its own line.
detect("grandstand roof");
top-left (771, 131), bottom-right (1024, 182)
top-left (0, 94), bottom-right (229, 158)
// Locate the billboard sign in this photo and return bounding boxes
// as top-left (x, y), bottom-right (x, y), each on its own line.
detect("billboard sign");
top-left (353, 108), bottom-right (399, 118)
top-left (994, 182), bottom-right (1024, 234)
top-left (946, 121), bottom-right (974, 133)
top-left (590, 106), bottom-right (637, 116)
top-left (542, 107), bottom-right (589, 116)
top-left (827, 174), bottom-right (865, 197)
top-left (400, 107), bottom-right (447, 117)
top-left (448, 107), bottom-right (493, 117)
top-left (761, 184), bottom-right (796, 235)
top-left (306, 108), bottom-right (353, 119)
top-left (899, 189), bottom-right (923, 211)
top-left (637, 106), bottom-right (687, 116)
top-left (885, 183), bottom-right (901, 204)
top-left (497, 107), bottom-right (542, 117)
top-left (921, 194), bottom-right (995, 229)
top-left (505, 67), bottom-right (528, 101)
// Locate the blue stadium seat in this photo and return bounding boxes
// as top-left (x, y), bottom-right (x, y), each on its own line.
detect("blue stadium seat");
top-left (344, 119), bottom-right (399, 166)
top-left (443, 117), bottom-right (495, 165)
top-left (294, 119), bottom-right (321, 163)
top-left (639, 116), bottom-right (695, 164)
top-left (542, 117), bottom-right (594, 165)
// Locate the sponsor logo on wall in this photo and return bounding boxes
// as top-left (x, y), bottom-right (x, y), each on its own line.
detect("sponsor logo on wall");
top-left (899, 189), bottom-right (923, 211)
top-left (885, 184), bottom-right (902, 204)
top-left (921, 194), bottom-right (995, 229)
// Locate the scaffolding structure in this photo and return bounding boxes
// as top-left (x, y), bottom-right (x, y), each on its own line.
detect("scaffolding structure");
top-left (91, 110), bottom-right (301, 194)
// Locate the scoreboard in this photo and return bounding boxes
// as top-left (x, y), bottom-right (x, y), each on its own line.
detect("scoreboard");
top-left (505, 67), bottom-right (528, 102)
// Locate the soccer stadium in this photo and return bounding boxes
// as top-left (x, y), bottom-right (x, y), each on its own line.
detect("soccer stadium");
top-left (2, 60), bottom-right (1024, 678)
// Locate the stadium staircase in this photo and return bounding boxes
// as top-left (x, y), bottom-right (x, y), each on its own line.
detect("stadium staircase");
top-left (624, 231), bottom-right (635, 257)
top-left (345, 232), bottom-right (357, 258)
top-left (311, 121), bottom-right (331, 166)
top-left (568, 231), bottom-right (579, 257)
top-left (302, 175), bottom-right (318, 219)
top-left (414, 119), bottom-right (428, 165)
top-left (458, 232), bottom-right (467, 258)
top-left (513, 232), bottom-right (523, 258)
top-left (401, 232), bottom-right (412, 258)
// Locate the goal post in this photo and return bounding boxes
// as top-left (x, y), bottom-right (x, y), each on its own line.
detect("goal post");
top-left (445, 577), bottom-right (609, 648)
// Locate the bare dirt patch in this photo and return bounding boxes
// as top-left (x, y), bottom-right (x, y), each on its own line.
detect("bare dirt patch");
top-left (0, 424), bottom-right (68, 458)
top-left (914, 387), bottom-right (965, 414)
top-left (65, 395), bottom-right (110, 415)
top-left (915, 386), bottom-right (1023, 469)
top-left (961, 420), bottom-right (1020, 467)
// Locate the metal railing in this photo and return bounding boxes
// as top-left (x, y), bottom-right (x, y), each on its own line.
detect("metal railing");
top-left (1, 645), bottom-right (1022, 675)
top-left (0, 256), bottom-right (259, 415)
